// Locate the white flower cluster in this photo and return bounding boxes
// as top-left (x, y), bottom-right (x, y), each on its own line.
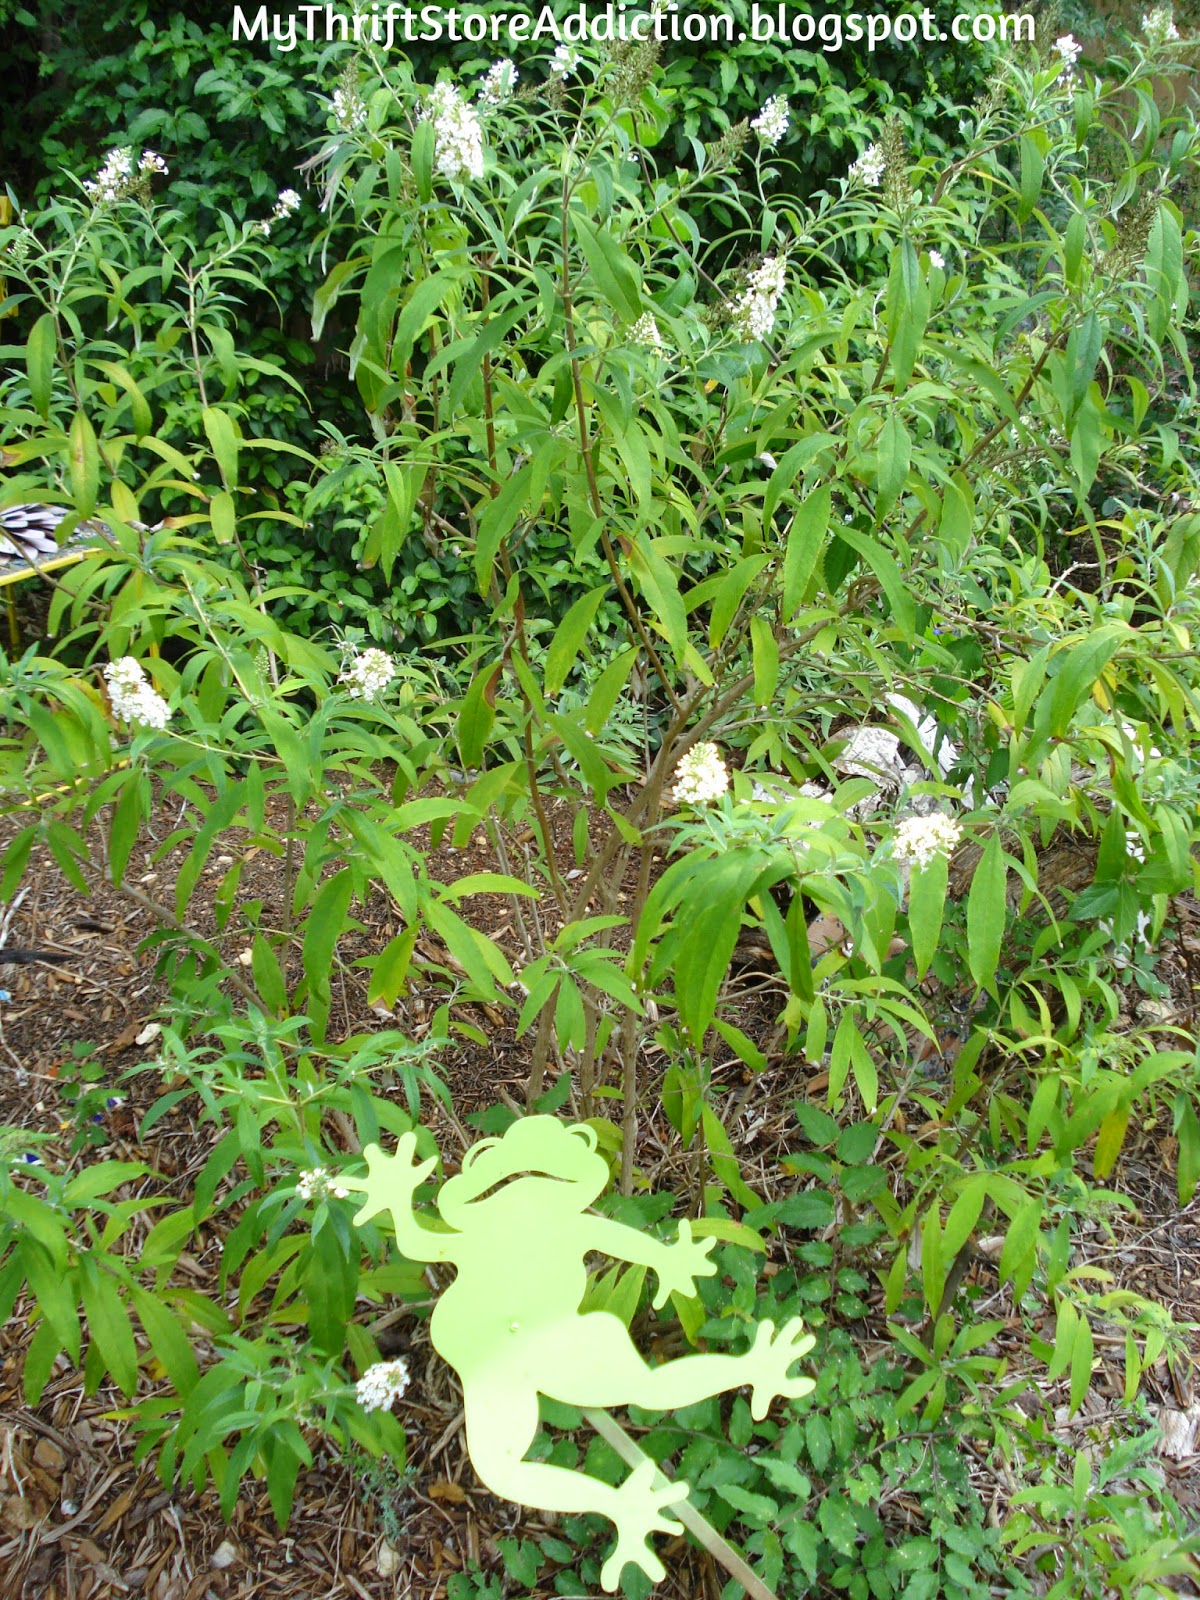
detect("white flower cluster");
top-left (478, 58), bottom-right (518, 107)
top-left (550, 42), bottom-right (580, 79)
top-left (332, 85), bottom-right (367, 130)
top-left (849, 143), bottom-right (885, 188)
top-left (672, 741), bottom-right (730, 806)
top-left (1143, 5), bottom-right (1180, 43)
top-left (928, 249), bottom-right (945, 270)
top-left (84, 148), bottom-right (168, 204)
top-left (356, 1359), bottom-right (411, 1412)
top-left (104, 657), bottom-right (171, 730)
top-left (423, 81), bottom-right (485, 183)
top-left (752, 95), bottom-right (790, 149)
top-left (892, 813), bottom-right (962, 869)
top-left (731, 255), bottom-right (787, 343)
top-left (1055, 33), bottom-right (1082, 65)
top-left (630, 311), bottom-right (662, 348)
top-left (257, 188), bottom-right (302, 238)
top-left (296, 1167), bottom-right (350, 1202)
top-left (339, 647), bottom-right (396, 701)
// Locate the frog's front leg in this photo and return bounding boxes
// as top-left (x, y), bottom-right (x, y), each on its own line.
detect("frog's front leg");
top-left (340, 1132), bottom-right (457, 1263)
top-left (463, 1380), bottom-right (687, 1593)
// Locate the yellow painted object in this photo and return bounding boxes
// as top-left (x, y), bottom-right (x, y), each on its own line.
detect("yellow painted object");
top-left (0, 543), bottom-right (93, 653)
top-left (346, 1118), bottom-right (816, 1593)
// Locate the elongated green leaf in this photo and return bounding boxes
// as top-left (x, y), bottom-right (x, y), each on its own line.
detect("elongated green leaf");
top-left (907, 851), bottom-right (947, 981)
top-left (475, 465), bottom-right (532, 596)
top-left (875, 413), bottom-right (910, 519)
top-left (27, 313), bottom-right (56, 420)
top-left (302, 868), bottom-right (353, 1040)
top-left (202, 406), bottom-right (240, 490)
top-left (80, 1259), bottom-right (138, 1393)
top-left (545, 586), bottom-right (605, 694)
top-left (709, 554), bottom-right (770, 646)
top-left (68, 411), bottom-right (99, 517)
top-left (573, 214), bottom-right (641, 320)
top-left (783, 485), bottom-right (830, 619)
top-left (835, 524), bottom-right (916, 634)
top-left (456, 662), bottom-right (499, 768)
top-left (966, 831), bottom-right (1006, 995)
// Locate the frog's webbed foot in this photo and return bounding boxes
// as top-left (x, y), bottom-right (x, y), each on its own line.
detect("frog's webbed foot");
top-left (744, 1316), bottom-right (817, 1422)
top-left (599, 1460), bottom-right (689, 1592)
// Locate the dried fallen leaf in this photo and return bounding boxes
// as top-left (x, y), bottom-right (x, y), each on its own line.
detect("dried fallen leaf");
top-left (428, 1479), bottom-right (468, 1504)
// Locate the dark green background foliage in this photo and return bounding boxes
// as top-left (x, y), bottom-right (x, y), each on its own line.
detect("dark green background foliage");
top-left (0, 0), bottom-right (1005, 645)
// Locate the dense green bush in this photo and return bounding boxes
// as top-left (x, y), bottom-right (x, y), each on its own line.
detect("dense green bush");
top-left (3, 10), bottom-right (1200, 1597)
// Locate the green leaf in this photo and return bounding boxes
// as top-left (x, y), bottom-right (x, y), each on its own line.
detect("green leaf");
top-left (202, 406), bottom-right (240, 491)
top-left (251, 933), bottom-right (288, 1014)
top-left (966, 831), bottom-right (1006, 995)
top-left (1018, 133), bottom-right (1045, 223)
top-left (545, 586), bottom-right (605, 695)
top-left (709, 554), bottom-right (771, 647)
top-left (783, 485), bottom-right (830, 619)
top-left (107, 769), bottom-right (145, 890)
top-left (907, 851), bottom-right (948, 981)
top-left (68, 410), bottom-right (99, 517)
top-left (130, 1286), bottom-right (199, 1397)
top-left (1047, 626), bottom-right (1126, 737)
top-left (573, 213), bottom-right (641, 320)
top-left (302, 868), bottom-right (353, 1041)
top-left (818, 1493), bottom-right (859, 1556)
top-left (209, 489), bottom-right (237, 545)
top-left (27, 312), bottom-right (56, 420)
top-left (875, 413), bottom-right (910, 519)
top-left (80, 1259), bottom-right (138, 1393)
top-left (365, 929), bottom-right (417, 1009)
top-left (835, 524), bottom-right (915, 634)
top-left (475, 465), bottom-right (532, 596)
top-left (456, 661), bottom-right (499, 768)
top-left (412, 117), bottom-right (435, 203)
top-left (1175, 1093), bottom-right (1200, 1205)
top-left (628, 536), bottom-right (687, 662)
top-left (750, 615), bottom-right (779, 708)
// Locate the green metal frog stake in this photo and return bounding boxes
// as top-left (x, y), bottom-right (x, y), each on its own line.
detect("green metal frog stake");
top-left (346, 1116), bottom-right (815, 1595)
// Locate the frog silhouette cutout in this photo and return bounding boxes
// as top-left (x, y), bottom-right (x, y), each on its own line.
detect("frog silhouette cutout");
top-left (346, 1116), bottom-right (816, 1591)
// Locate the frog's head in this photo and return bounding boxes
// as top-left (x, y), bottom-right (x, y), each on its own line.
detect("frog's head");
top-left (438, 1116), bottom-right (609, 1226)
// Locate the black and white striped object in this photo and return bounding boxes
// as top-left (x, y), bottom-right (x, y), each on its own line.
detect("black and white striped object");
top-left (0, 503), bottom-right (73, 562)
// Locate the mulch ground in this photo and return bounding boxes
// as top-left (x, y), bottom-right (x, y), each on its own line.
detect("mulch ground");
top-left (2, 789), bottom-right (1199, 1600)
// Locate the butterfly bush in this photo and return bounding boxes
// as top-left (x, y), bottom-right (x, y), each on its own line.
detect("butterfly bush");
top-left (478, 59), bottom-right (518, 107)
top-left (339, 647), bottom-right (396, 701)
top-left (103, 657), bottom-right (171, 730)
top-left (630, 311), bottom-right (662, 349)
top-left (731, 255), bottom-right (787, 343)
top-left (550, 42), bottom-right (580, 79)
top-left (355, 1359), bottom-right (411, 1412)
top-left (892, 814), bottom-right (963, 869)
top-left (332, 84), bottom-right (367, 130)
top-left (752, 95), bottom-right (790, 149)
top-left (1143, 5), bottom-right (1180, 43)
top-left (296, 1167), bottom-right (349, 1202)
top-left (849, 143), bottom-right (886, 188)
top-left (257, 188), bottom-right (301, 238)
top-left (423, 81), bottom-right (485, 182)
top-left (672, 742), bottom-right (730, 806)
top-left (84, 148), bottom-right (167, 205)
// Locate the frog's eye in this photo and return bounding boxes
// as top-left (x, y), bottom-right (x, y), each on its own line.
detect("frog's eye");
top-left (462, 1137), bottom-right (500, 1170)
top-left (568, 1124), bottom-right (598, 1153)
